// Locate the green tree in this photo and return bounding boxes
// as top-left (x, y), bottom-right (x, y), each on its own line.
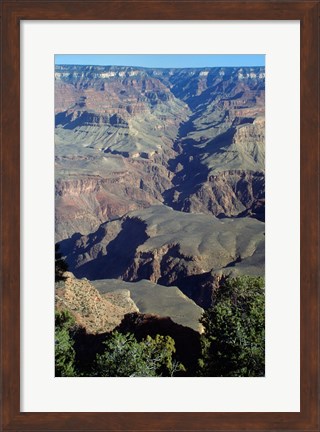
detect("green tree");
top-left (55, 310), bottom-right (77, 376)
top-left (199, 275), bottom-right (265, 377)
top-left (141, 334), bottom-right (185, 376)
top-left (93, 331), bottom-right (184, 377)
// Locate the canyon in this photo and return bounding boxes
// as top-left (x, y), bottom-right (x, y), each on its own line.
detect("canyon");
top-left (55, 64), bottom-right (265, 329)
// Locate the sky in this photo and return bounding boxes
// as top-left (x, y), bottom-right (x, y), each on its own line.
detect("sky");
top-left (55, 54), bottom-right (265, 68)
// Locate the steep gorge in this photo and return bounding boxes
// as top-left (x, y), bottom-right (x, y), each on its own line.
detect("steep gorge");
top-left (55, 65), bottom-right (265, 241)
top-left (55, 64), bottom-right (265, 312)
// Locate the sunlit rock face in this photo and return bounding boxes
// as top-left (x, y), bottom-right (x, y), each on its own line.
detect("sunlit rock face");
top-left (55, 65), bottom-right (264, 267)
top-left (55, 64), bottom-right (265, 310)
top-left (58, 205), bottom-right (264, 308)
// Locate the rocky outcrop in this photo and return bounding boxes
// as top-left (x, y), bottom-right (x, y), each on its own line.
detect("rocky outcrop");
top-left (164, 116), bottom-right (265, 219)
top-left (55, 272), bottom-right (138, 334)
top-left (91, 279), bottom-right (204, 332)
top-left (55, 272), bottom-right (203, 333)
top-left (59, 206), bottom-right (265, 307)
top-left (54, 151), bottom-right (175, 240)
top-left (173, 170), bottom-right (265, 220)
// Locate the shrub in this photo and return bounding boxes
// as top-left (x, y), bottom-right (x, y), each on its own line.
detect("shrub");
top-left (55, 310), bottom-right (77, 376)
top-left (199, 275), bottom-right (265, 377)
top-left (93, 331), bottom-right (184, 377)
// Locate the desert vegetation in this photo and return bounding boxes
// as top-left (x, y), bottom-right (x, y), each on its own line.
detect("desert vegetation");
top-left (56, 275), bottom-right (264, 377)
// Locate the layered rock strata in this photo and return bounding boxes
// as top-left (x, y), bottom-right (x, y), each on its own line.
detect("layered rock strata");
top-left (59, 206), bottom-right (265, 307)
top-left (55, 65), bottom-right (265, 241)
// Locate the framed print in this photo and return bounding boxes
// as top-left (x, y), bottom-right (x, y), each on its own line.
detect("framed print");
top-left (1, 1), bottom-right (319, 431)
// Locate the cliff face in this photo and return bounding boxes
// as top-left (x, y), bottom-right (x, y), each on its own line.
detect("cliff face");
top-left (159, 69), bottom-right (265, 220)
top-left (55, 65), bottom-right (265, 309)
top-left (53, 63), bottom-right (267, 374)
top-left (59, 206), bottom-right (265, 308)
top-left (55, 272), bottom-right (203, 333)
top-left (91, 278), bottom-right (204, 333)
top-left (168, 170), bottom-right (265, 221)
top-left (55, 66), bottom-right (190, 240)
top-left (55, 272), bottom-right (138, 334)
top-left (55, 65), bottom-right (265, 241)
top-left (55, 157), bottom-right (172, 240)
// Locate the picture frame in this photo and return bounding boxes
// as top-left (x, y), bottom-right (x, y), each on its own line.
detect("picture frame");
top-left (1, 1), bottom-right (318, 431)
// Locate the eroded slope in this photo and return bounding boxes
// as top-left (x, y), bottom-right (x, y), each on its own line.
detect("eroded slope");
top-left (59, 206), bottom-right (264, 307)
top-left (55, 65), bottom-right (265, 241)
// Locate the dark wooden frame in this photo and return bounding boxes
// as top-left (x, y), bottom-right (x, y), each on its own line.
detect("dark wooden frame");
top-left (1, 1), bottom-right (319, 431)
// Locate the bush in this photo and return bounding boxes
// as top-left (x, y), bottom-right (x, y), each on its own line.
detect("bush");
top-left (93, 331), bottom-right (185, 377)
top-left (199, 275), bottom-right (265, 377)
top-left (55, 310), bottom-right (77, 376)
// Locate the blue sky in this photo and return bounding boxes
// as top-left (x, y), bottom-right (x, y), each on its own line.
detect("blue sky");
top-left (55, 54), bottom-right (265, 68)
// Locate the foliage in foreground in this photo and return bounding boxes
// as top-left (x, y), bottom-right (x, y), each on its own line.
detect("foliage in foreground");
top-left (94, 332), bottom-right (185, 377)
top-left (55, 311), bottom-right (184, 377)
top-left (55, 275), bottom-right (265, 377)
top-left (199, 275), bottom-right (265, 377)
top-left (55, 310), bottom-right (77, 376)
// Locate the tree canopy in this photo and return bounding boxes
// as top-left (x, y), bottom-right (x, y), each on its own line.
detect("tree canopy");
top-left (199, 275), bottom-right (265, 377)
top-left (94, 331), bottom-right (184, 377)
top-left (55, 310), bottom-right (77, 377)
top-left (55, 310), bottom-right (185, 377)
top-left (55, 275), bottom-right (265, 377)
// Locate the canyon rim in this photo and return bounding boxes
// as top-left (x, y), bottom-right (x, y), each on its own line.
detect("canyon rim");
top-left (55, 55), bottom-right (265, 377)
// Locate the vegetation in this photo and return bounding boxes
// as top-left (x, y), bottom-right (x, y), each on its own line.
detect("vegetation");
top-left (55, 311), bottom-right (184, 377)
top-left (94, 332), bottom-right (184, 377)
top-left (55, 275), bottom-right (265, 377)
top-left (199, 275), bottom-right (265, 377)
top-left (55, 310), bottom-right (77, 376)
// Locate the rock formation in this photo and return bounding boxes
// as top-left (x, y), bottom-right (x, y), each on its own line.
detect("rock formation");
top-left (55, 272), bottom-right (138, 333)
top-left (55, 64), bottom-right (265, 313)
top-left (58, 206), bottom-right (264, 307)
top-left (55, 271), bottom-right (203, 333)
top-left (55, 65), bottom-right (265, 240)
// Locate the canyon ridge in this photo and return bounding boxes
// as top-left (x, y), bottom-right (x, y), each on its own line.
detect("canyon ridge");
top-left (55, 64), bottom-right (265, 331)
